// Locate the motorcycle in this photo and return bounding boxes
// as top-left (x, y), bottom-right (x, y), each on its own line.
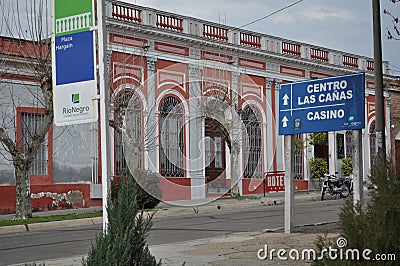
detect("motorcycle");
top-left (321, 173), bottom-right (353, 201)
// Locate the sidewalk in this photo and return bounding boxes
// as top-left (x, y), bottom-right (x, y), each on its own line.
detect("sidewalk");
top-left (24, 229), bottom-right (340, 266)
top-left (4, 191), bottom-right (337, 265)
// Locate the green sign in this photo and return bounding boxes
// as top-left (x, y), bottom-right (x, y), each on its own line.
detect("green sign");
top-left (54, 0), bottom-right (93, 36)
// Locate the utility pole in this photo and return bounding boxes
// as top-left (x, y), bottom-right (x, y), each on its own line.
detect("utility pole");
top-left (372, 0), bottom-right (386, 162)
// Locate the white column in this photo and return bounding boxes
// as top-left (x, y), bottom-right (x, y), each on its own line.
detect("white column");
top-left (146, 57), bottom-right (158, 172)
top-left (188, 64), bottom-right (205, 199)
top-left (328, 132), bottom-right (336, 175)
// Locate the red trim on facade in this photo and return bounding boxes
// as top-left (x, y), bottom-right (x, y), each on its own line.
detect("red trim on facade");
top-left (203, 24), bottom-right (228, 41)
top-left (0, 186), bottom-right (16, 214)
top-left (242, 179), bottom-right (264, 195)
top-left (238, 58), bottom-right (266, 70)
top-left (111, 52), bottom-right (145, 95)
top-left (294, 180), bottom-right (308, 191)
top-left (367, 95), bottom-right (376, 123)
top-left (155, 42), bottom-right (189, 56)
top-left (0, 36), bottom-right (48, 59)
top-left (238, 74), bottom-right (265, 108)
top-left (342, 55), bottom-right (359, 68)
top-left (366, 61), bottom-right (375, 72)
top-left (201, 51), bottom-right (232, 63)
top-left (160, 178), bottom-right (191, 201)
top-left (156, 14), bottom-right (183, 32)
top-left (240, 33), bottom-right (261, 48)
top-left (310, 71), bottom-right (332, 79)
top-left (201, 67), bottom-right (232, 104)
top-left (110, 33), bottom-right (146, 48)
top-left (155, 59), bottom-right (189, 100)
top-left (16, 107), bottom-right (53, 185)
top-left (280, 66), bottom-right (305, 77)
top-left (282, 42), bottom-right (301, 57)
top-left (0, 184), bottom-right (101, 214)
top-left (310, 48), bottom-right (329, 62)
top-left (366, 82), bottom-right (375, 89)
top-left (0, 73), bottom-right (39, 83)
top-left (111, 3), bottom-right (141, 23)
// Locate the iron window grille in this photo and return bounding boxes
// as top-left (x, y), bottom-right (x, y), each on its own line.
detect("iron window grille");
top-left (242, 106), bottom-right (262, 179)
top-left (160, 96), bottom-right (184, 177)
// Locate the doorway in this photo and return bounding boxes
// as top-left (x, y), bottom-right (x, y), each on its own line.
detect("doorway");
top-left (205, 117), bottom-right (227, 191)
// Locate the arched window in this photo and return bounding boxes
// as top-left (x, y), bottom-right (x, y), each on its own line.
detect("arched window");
top-left (160, 96), bottom-right (184, 177)
top-left (369, 121), bottom-right (377, 164)
top-left (242, 106), bottom-right (262, 179)
top-left (115, 91), bottom-right (142, 176)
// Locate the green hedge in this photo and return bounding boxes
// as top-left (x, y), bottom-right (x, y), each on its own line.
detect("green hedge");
top-left (309, 158), bottom-right (328, 179)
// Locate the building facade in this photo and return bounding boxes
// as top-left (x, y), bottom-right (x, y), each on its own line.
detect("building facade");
top-left (0, 1), bottom-right (397, 213)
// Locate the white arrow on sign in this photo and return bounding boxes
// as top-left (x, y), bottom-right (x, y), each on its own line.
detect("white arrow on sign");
top-left (282, 94), bottom-right (289, 106)
top-left (282, 116), bottom-right (288, 128)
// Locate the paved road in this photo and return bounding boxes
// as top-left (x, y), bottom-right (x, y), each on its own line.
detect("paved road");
top-left (0, 198), bottom-right (344, 265)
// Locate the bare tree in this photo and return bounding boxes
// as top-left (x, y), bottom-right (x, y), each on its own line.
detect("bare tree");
top-left (0, 0), bottom-right (52, 219)
top-left (384, 1), bottom-right (400, 40)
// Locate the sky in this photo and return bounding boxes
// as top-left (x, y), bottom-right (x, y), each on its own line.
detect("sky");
top-left (129, 0), bottom-right (400, 77)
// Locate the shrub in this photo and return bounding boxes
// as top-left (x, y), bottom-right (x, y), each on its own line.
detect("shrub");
top-left (83, 173), bottom-right (161, 266)
top-left (113, 169), bottom-right (162, 209)
top-left (313, 160), bottom-right (400, 265)
top-left (309, 132), bottom-right (328, 146)
top-left (309, 158), bottom-right (328, 179)
top-left (341, 158), bottom-right (353, 176)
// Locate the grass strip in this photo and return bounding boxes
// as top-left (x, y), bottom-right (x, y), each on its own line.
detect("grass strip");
top-left (0, 211), bottom-right (102, 227)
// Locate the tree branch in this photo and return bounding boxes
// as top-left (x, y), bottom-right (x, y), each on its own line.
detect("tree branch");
top-left (0, 128), bottom-right (17, 158)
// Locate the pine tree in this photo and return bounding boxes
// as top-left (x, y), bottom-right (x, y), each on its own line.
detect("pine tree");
top-left (83, 172), bottom-right (161, 266)
top-left (312, 161), bottom-right (400, 265)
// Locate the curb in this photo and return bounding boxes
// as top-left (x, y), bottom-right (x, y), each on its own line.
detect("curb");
top-left (0, 217), bottom-right (102, 235)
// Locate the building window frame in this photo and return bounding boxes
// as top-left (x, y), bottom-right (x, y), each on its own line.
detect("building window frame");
top-left (16, 107), bottom-right (53, 184)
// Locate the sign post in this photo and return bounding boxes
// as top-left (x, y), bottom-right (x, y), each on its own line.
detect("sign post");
top-left (279, 73), bottom-right (365, 233)
top-left (53, 0), bottom-right (111, 230)
top-left (97, 0), bottom-right (111, 232)
top-left (352, 130), bottom-right (364, 207)
top-left (284, 135), bottom-right (295, 233)
top-left (52, 0), bottom-right (98, 126)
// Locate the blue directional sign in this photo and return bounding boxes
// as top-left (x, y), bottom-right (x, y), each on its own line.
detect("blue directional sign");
top-left (52, 0), bottom-right (98, 126)
top-left (279, 73), bottom-right (365, 135)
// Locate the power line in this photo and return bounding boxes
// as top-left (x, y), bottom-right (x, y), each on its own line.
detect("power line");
top-left (239, 0), bottom-right (304, 29)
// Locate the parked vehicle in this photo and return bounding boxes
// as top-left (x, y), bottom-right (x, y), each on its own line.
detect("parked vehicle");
top-left (321, 173), bottom-right (353, 201)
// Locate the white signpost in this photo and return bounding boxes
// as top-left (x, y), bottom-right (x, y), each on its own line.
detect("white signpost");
top-left (52, 0), bottom-right (98, 126)
top-left (53, 0), bottom-right (111, 231)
